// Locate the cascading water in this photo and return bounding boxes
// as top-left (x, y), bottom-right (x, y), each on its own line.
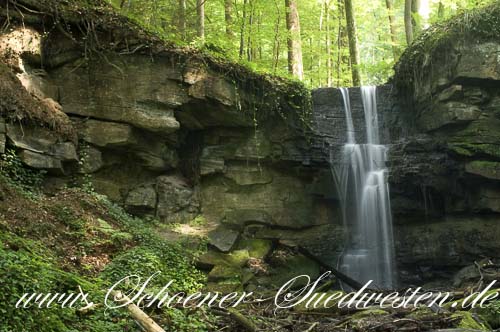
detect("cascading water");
top-left (333, 86), bottom-right (396, 289)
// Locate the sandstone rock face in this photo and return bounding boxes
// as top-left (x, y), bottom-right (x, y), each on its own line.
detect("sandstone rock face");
top-left (395, 217), bottom-right (500, 284)
top-left (5, 124), bottom-right (77, 174)
top-left (4, 17), bottom-right (500, 290)
top-left (385, 37), bottom-right (500, 283)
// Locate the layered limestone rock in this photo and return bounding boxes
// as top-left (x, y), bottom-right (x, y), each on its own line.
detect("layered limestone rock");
top-left (0, 3), bottom-right (337, 293)
top-left (3, 0), bottom-right (500, 290)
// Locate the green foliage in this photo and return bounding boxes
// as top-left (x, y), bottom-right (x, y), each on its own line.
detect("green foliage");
top-left (0, 149), bottom-right (46, 194)
top-left (74, 141), bottom-right (95, 193)
top-left (478, 300), bottom-right (500, 329)
top-left (395, 1), bottom-right (500, 97)
top-left (93, 194), bottom-right (210, 331)
top-left (104, 0), bottom-right (495, 87)
top-left (0, 234), bottom-right (77, 332)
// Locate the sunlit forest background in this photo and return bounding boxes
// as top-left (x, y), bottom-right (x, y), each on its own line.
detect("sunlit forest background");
top-left (107, 0), bottom-right (495, 87)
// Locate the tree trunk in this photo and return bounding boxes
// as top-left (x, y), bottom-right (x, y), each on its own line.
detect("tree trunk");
top-left (178, 0), bottom-right (186, 40)
top-left (337, 0), bottom-right (345, 87)
top-left (196, 0), bottom-right (205, 40)
top-left (285, 0), bottom-right (304, 80)
top-left (239, 0), bottom-right (248, 58)
top-left (344, 0), bottom-right (361, 86)
top-left (224, 0), bottom-right (234, 38)
top-left (247, 0), bottom-right (254, 61)
top-left (411, 0), bottom-right (421, 36)
top-left (385, 0), bottom-right (399, 60)
top-left (438, 1), bottom-right (444, 19)
top-left (404, 0), bottom-right (413, 45)
top-left (326, 0), bottom-right (332, 87)
top-left (272, 0), bottom-right (281, 73)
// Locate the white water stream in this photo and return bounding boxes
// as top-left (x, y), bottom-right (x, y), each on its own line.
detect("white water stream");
top-left (333, 86), bottom-right (396, 289)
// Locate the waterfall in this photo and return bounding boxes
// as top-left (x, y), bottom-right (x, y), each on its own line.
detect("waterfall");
top-left (333, 86), bottom-right (396, 289)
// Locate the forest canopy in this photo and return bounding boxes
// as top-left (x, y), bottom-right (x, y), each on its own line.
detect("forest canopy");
top-left (107, 0), bottom-right (497, 87)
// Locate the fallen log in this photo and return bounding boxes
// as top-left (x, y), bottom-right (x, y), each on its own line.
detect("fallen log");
top-left (298, 247), bottom-right (367, 291)
top-left (227, 308), bottom-right (258, 332)
top-left (110, 291), bottom-right (166, 332)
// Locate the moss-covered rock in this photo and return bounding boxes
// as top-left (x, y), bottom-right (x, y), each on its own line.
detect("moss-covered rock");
top-left (258, 253), bottom-right (320, 288)
top-left (465, 161), bottom-right (500, 180)
top-left (197, 249), bottom-right (250, 269)
top-left (236, 239), bottom-right (273, 259)
top-left (208, 265), bottom-right (243, 281)
top-left (451, 311), bottom-right (490, 330)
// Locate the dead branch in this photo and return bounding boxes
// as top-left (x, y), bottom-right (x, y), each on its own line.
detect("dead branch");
top-left (110, 291), bottom-right (166, 332)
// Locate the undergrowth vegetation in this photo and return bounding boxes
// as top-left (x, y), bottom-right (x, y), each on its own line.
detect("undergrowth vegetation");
top-left (0, 153), bottom-right (210, 332)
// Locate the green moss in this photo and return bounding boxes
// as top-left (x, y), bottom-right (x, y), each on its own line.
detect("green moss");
top-left (198, 249), bottom-right (250, 268)
top-left (236, 239), bottom-right (272, 259)
top-left (452, 311), bottom-right (490, 330)
top-left (407, 306), bottom-right (435, 320)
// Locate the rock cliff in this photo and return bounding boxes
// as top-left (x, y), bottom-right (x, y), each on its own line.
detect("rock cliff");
top-left (2, 0), bottom-right (500, 288)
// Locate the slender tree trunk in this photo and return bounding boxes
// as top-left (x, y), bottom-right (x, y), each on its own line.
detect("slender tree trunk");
top-left (257, 11), bottom-right (263, 60)
top-left (272, 0), bottom-right (281, 73)
top-left (318, 0), bottom-right (325, 86)
top-left (438, 1), bottom-right (444, 19)
top-left (196, 0), bottom-right (205, 40)
top-left (247, 0), bottom-right (254, 61)
top-left (337, 0), bottom-right (344, 87)
top-left (344, 0), bottom-right (361, 86)
top-left (285, 0), bottom-right (304, 80)
top-left (411, 0), bottom-right (421, 36)
top-left (178, 0), bottom-right (186, 40)
top-left (224, 0), bottom-right (234, 38)
top-left (239, 0), bottom-right (248, 58)
top-left (385, 0), bottom-right (399, 60)
top-left (404, 0), bottom-right (413, 45)
top-left (326, 0), bottom-right (332, 87)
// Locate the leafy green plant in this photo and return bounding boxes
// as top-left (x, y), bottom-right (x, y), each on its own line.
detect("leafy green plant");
top-left (0, 234), bottom-right (76, 332)
top-left (0, 148), bottom-right (46, 195)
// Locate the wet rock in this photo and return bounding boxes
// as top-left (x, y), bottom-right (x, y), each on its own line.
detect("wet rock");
top-left (395, 216), bottom-right (500, 283)
top-left (473, 185), bottom-right (500, 212)
top-left (255, 223), bottom-right (345, 266)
